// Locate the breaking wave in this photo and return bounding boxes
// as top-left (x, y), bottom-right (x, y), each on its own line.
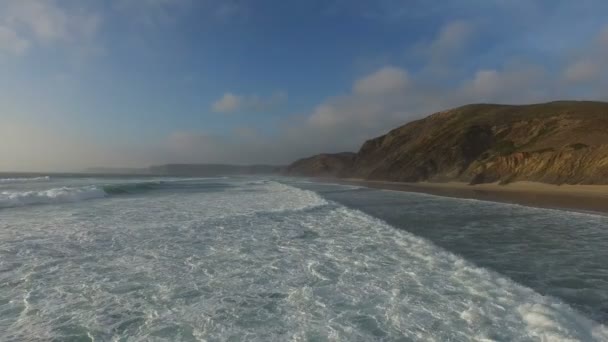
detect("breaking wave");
top-left (0, 186), bottom-right (106, 208)
top-left (0, 180), bottom-right (237, 208)
top-left (0, 176), bottom-right (50, 183)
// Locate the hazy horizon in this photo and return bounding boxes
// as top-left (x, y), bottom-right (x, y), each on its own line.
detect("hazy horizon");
top-left (2, 0), bottom-right (608, 172)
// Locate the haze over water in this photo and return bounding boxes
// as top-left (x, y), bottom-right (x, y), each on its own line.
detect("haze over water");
top-left (1, 175), bottom-right (607, 341)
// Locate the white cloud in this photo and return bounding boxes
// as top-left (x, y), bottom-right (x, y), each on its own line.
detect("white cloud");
top-left (562, 26), bottom-right (608, 86)
top-left (307, 66), bottom-right (411, 133)
top-left (212, 91), bottom-right (287, 113)
top-left (427, 20), bottom-right (474, 61)
top-left (4, 0), bottom-right (68, 42)
top-left (410, 20), bottom-right (474, 68)
top-left (0, 0), bottom-right (101, 56)
top-left (563, 60), bottom-right (600, 84)
top-left (213, 93), bottom-right (242, 113)
top-left (0, 25), bottom-right (29, 55)
top-left (459, 66), bottom-right (548, 103)
top-left (353, 66), bottom-right (408, 95)
top-left (409, 20), bottom-right (476, 80)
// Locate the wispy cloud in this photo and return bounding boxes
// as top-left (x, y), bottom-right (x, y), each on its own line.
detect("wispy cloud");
top-left (0, 25), bottom-right (29, 55)
top-left (113, 0), bottom-right (246, 27)
top-left (113, 0), bottom-right (192, 27)
top-left (353, 66), bottom-right (409, 95)
top-left (212, 91), bottom-right (288, 114)
top-left (561, 25), bottom-right (608, 87)
top-left (0, 0), bottom-right (101, 57)
top-left (423, 20), bottom-right (474, 62)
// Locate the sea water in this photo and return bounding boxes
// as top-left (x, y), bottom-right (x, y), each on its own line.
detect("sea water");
top-left (0, 175), bottom-right (607, 341)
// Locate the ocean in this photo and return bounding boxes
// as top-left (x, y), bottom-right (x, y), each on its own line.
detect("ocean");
top-left (1, 175), bottom-right (607, 341)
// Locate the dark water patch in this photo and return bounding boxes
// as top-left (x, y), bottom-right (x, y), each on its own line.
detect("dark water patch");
top-left (294, 230), bottom-right (320, 240)
top-left (259, 292), bottom-right (288, 300)
top-left (103, 181), bottom-right (235, 195)
top-left (107, 283), bottom-right (147, 295)
top-left (171, 288), bottom-right (203, 303)
top-left (150, 324), bottom-right (197, 340)
top-left (351, 315), bottom-right (387, 338)
top-left (114, 317), bottom-right (146, 335)
top-left (52, 324), bottom-right (94, 342)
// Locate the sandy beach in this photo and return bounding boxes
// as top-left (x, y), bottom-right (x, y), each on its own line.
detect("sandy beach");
top-left (319, 178), bottom-right (608, 214)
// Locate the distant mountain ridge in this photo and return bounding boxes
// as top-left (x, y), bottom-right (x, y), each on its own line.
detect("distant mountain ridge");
top-left (148, 164), bottom-right (281, 176)
top-left (84, 167), bottom-right (150, 175)
top-left (85, 164), bottom-right (281, 176)
top-left (285, 101), bottom-right (608, 185)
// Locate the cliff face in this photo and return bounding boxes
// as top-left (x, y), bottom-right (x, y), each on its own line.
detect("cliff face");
top-left (286, 101), bottom-right (608, 185)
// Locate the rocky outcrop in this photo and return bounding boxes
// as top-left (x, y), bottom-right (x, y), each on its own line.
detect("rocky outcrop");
top-left (285, 101), bottom-right (608, 185)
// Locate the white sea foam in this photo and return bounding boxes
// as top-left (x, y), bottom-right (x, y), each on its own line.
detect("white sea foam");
top-left (0, 176), bottom-right (50, 183)
top-left (204, 180), bottom-right (329, 218)
top-left (0, 186), bottom-right (106, 208)
top-left (0, 178), bottom-right (606, 341)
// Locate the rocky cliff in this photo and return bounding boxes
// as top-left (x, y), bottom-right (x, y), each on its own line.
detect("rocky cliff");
top-left (286, 101), bottom-right (608, 184)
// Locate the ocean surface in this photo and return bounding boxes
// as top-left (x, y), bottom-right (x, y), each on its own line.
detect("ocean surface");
top-left (1, 175), bottom-right (607, 341)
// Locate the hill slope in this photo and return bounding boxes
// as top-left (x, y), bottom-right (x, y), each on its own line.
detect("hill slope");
top-left (286, 101), bottom-right (608, 185)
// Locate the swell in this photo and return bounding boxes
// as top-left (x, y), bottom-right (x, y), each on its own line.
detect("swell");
top-left (102, 181), bottom-right (233, 195)
top-left (0, 186), bottom-right (106, 208)
top-left (0, 180), bottom-right (233, 209)
top-left (101, 181), bottom-right (164, 195)
top-left (0, 176), bottom-right (50, 183)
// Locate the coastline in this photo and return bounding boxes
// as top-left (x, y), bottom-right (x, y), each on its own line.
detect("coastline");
top-left (316, 178), bottom-right (608, 215)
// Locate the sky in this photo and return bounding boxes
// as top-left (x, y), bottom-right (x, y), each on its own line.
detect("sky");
top-left (1, 0), bottom-right (607, 172)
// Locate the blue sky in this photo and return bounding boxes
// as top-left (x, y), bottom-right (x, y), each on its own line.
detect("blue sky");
top-left (1, 0), bottom-right (607, 171)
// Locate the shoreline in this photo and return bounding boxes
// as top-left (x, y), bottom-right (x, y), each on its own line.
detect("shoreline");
top-left (315, 178), bottom-right (608, 215)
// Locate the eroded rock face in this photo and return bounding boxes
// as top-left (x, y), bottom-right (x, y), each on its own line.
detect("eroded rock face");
top-left (285, 101), bottom-right (608, 184)
top-left (467, 145), bottom-right (608, 185)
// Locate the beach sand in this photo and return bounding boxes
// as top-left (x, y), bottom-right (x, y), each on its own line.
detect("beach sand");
top-left (319, 179), bottom-right (608, 214)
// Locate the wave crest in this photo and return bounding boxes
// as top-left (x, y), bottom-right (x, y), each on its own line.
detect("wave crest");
top-left (0, 176), bottom-right (50, 183)
top-left (0, 179), bottom-right (234, 209)
top-left (0, 186), bottom-right (106, 208)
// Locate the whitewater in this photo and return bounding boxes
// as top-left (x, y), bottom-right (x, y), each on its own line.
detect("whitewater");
top-left (1, 176), bottom-right (607, 341)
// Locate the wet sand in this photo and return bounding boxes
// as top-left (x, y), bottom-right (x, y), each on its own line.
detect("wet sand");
top-left (318, 179), bottom-right (608, 215)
